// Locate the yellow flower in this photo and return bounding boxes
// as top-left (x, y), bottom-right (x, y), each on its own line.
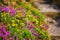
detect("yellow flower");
top-left (36, 20), bottom-right (38, 25)
top-left (17, 29), bottom-right (19, 32)
top-left (16, 13), bottom-right (21, 17)
top-left (16, 14), bottom-right (19, 17)
top-left (11, 23), bottom-right (18, 28)
top-left (40, 21), bottom-right (43, 27)
top-left (21, 23), bottom-right (24, 25)
top-left (8, 24), bottom-right (11, 28)
top-left (4, 17), bottom-right (6, 21)
top-left (17, 20), bottom-right (19, 22)
top-left (12, 23), bottom-right (15, 26)
top-left (2, 15), bottom-right (4, 17)
top-left (22, 0), bottom-right (25, 3)
top-left (4, 13), bottom-right (6, 16)
top-left (15, 24), bottom-right (18, 27)
top-left (11, 20), bottom-right (15, 23)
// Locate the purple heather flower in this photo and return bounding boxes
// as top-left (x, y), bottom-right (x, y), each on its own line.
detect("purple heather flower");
top-left (0, 32), bottom-right (3, 37)
top-left (9, 7), bottom-right (16, 16)
top-left (0, 6), bottom-right (9, 12)
top-left (0, 6), bottom-right (3, 11)
top-left (16, 8), bottom-right (25, 13)
top-left (16, 37), bottom-right (18, 40)
top-left (3, 36), bottom-right (7, 40)
top-left (43, 24), bottom-right (48, 30)
top-left (22, 38), bottom-right (25, 40)
top-left (10, 37), bottom-right (14, 40)
top-left (0, 23), bottom-right (10, 40)
top-left (0, 23), bottom-right (6, 33)
top-left (26, 21), bottom-right (32, 30)
top-left (12, 37), bottom-right (14, 40)
top-left (1, 23), bottom-right (6, 27)
top-left (27, 38), bottom-right (31, 40)
top-left (2, 6), bottom-right (9, 12)
top-left (1, 26), bottom-right (6, 33)
top-left (32, 32), bottom-right (39, 36)
top-left (12, 36), bottom-right (18, 40)
top-left (6, 31), bottom-right (10, 36)
top-left (16, 8), bottom-right (26, 16)
top-left (1, 29), bottom-right (10, 37)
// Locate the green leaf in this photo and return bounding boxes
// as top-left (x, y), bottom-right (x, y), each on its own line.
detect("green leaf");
top-left (31, 7), bottom-right (44, 22)
top-left (10, 28), bottom-right (17, 36)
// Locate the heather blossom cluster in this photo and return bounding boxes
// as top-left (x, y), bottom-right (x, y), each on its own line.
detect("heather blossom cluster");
top-left (0, 1), bottom-right (50, 40)
top-left (0, 6), bottom-right (16, 16)
top-left (0, 23), bottom-right (10, 40)
top-left (26, 20), bottom-right (39, 36)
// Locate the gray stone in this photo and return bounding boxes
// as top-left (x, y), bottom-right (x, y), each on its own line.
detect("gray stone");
top-left (33, 0), bottom-right (60, 36)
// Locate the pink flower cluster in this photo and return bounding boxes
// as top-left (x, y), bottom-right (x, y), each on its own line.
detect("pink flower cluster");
top-left (0, 6), bottom-right (16, 16)
top-left (0, 23), bottom-right (10, 40)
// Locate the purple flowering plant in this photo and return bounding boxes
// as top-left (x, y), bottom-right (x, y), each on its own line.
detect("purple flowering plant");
top-left (0, 23), bottom-right (10, 40)
top-left (0, 1), bottom-right (51, 40)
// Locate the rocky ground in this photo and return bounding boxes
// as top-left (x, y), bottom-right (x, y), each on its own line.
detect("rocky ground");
top-left (45, 17), bottom-right (60, 40)
top-left (33, 0), bottom-right (60, 40)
